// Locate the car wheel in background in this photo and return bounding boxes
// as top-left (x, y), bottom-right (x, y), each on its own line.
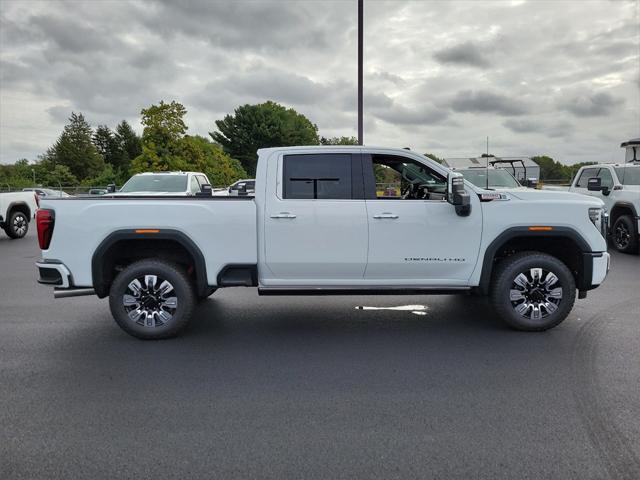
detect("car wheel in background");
top-left (6, 211), bottom-right (29, 239)
top-left (611, 215), bottom-right (638, 254)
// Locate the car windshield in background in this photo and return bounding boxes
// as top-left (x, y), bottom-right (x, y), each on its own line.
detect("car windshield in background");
top-left (120, 175), bottom-right (188, 192)
top-left (460, 169), bottom-right (521, 188)
top-left (614, 167), bottom-right (640, 185)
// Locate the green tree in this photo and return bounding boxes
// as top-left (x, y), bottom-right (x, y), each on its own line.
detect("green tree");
top-left (50, 112), bottom-right (104, 180)
top-left (320, 136), bottom-right (358, 145)
top-left (131, 101), bottom-right (189, 173)
top-left (114, 120), bottom-right (141, 171)
top-left (424, 152), bottom-right (444, 164)
top-left (93, 125), bottom-right (121, 167)
top-left (211, 101), bottom-right (319, 175)
top-left (43, 164), bottom-right (78, 187)
top-left (179, 136), bottom-right (247, 186)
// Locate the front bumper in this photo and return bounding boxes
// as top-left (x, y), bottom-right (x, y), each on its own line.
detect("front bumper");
top-left (579, 252), bottom-right (610, 293)
top-left (36, 261), bottom-right (72, 288)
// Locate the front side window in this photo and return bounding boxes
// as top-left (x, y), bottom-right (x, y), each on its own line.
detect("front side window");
top-left (371, 155), bottom-right (446, 200)
top-left (283, 154), bottom-right (352, 199)
top-left (190, 176), bottom-right (201, 194)
top-left (575, 168), bottom-right (598, 188)
top-left (596, 168), bottom-right (614, 189)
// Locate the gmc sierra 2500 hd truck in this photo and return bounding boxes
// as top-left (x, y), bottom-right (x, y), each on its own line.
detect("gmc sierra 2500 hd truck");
top-left (35, 146), bottom-right (610, 339)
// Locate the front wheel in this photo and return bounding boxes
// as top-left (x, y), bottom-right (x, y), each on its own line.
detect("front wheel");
top-left (108, 259), bottom-right (196, 339)
top-left (6, 211), bottom-right (29, 239)
top-left (490, 252), bottom-right (576, 331)
top-left (611, 215), bottom-right (638, 254)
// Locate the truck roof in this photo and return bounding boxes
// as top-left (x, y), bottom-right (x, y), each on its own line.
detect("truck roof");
top-left (134, 171), bottom-right (204, 176)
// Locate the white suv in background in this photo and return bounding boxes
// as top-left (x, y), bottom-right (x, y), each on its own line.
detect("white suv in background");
top-left (569, 163), bottom-right (640, 253)
top-left (115, 172), bottom-right (212, 196)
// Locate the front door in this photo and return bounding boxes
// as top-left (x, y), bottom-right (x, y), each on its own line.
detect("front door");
top-left (262, 152), bottom-right (368, 284)
top-left (363, 153), bottom-right (482, 285)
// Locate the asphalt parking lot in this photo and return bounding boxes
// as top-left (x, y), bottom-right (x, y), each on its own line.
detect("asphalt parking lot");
top-left (1, 230), bottom-right (639, 479)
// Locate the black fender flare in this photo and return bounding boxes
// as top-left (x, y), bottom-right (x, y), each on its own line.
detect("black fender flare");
top-left (478, 226), bottom-right (592, 294)
top-left (610, 201), bottom-right (638, 220)
top-left (5, 201), bottom-right (32, 222)
top-left (91, 229), bottom-right (208, 298)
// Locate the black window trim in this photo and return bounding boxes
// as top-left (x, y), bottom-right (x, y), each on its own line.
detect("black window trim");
top-left (281, 153), bottom-right (364, 200)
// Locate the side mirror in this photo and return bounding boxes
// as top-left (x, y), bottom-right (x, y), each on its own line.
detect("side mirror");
top-left (196, 183), bottom-right (212, 196)
top-left (237, 183), bottom-right (248, 196)
top-left (587, 177), bottom-right (601, 191)
top-left (447, 172), bottom-right (471, 217)
top-left (525, 178), bottom-right (539, 189)
top-left (106, 183), bottom-right (116, 194)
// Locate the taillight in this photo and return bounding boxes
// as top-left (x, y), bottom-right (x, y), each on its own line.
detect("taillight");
top-left (34, 193), bottom-right (40, 208)
top-left (36, 209), bottom-right (55, 250)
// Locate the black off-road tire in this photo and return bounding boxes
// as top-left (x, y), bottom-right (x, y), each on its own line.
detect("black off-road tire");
top-left (611, 215), bottom-right (638, 254)
top-left (108, 259), bottom-right (196, 340)
top-left (6, 211), bottom-right (29, 239)
top-left (490, 251), bottom-right (576, 331)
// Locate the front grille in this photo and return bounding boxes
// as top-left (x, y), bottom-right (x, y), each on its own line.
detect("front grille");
top-left (602, 211), bottom-right (609, 238)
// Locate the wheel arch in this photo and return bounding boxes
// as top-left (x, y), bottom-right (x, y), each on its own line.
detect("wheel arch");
top-left (478, 227), bottom-right (592, 295)
top-left (609, 202), bottom-right (638, 227)
top-left (92, 229), bottom-right (208, 299)
top-left (6, 201), bottom-right (31, 221)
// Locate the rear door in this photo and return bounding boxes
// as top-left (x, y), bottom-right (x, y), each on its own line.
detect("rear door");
top-left (262, 152), bottom-right (368, 283)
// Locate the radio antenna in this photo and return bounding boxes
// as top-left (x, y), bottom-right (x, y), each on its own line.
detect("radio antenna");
top-left (486, 136), bottom-right (490, 190)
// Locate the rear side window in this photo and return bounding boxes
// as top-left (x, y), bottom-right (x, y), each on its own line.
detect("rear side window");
top-left (575, 168), bottom-right (598, 187)
top-left (283, 154), bottom-right (352, 199)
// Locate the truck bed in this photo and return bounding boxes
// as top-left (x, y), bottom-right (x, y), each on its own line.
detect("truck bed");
top-left (40, 196), bottom-right (257, 288)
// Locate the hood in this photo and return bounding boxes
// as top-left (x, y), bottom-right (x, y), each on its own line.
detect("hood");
top-left (506, 188), bottom-right (605, 207)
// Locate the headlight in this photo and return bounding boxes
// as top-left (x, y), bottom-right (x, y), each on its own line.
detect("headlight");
top-left (588, 207), bottom-right (608, 238)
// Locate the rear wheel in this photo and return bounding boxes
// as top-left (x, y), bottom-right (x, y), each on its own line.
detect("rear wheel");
top-left (490, 251), bottom-right (576, 331)
top-left (611, 215), bottom-right (638, 254)
top-left (108, 259), bottom-right (195, 339)
top-left (6, 211), bottom-right (29, 239)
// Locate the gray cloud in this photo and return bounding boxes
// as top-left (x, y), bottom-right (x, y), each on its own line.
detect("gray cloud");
top-left (450, 90), bottom-right (530, 116)
top-left (433, 42), bottom-right (491, 68)
top-left (558, 91), bottom-right (625, 117)
top-left (0, 0), bottom-right (637, 165)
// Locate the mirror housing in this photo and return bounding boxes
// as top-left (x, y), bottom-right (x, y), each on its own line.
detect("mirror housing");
top-left (196, 183), bottom-right (212, 196)
top-left (525, 178), bottom-right (539, 189)
top-left (587, 177), bottom-right (610, 195)
top-left (447, 172), bottom-right (471, 217)
top-left (106, 183), bottom-right (116, 194)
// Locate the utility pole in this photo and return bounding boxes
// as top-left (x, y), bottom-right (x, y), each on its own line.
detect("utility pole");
top-left (358, 0), bottom-right (363, 145)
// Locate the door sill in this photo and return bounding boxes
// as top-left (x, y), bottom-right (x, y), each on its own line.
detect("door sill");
top-left (258, 286), bottom-right (471, 296)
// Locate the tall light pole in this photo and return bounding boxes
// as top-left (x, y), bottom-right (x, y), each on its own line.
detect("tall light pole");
top-left (358, 0), bottom-right (363, 145)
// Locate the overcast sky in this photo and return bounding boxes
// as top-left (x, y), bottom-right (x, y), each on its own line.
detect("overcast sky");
top-left (1, 0), bottom-right (638, 165)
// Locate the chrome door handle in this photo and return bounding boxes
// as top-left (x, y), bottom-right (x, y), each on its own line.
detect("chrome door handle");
top-left (270, 212), bottom-right (297, 219)
top-left (373, 213), bottom-right (399, 219)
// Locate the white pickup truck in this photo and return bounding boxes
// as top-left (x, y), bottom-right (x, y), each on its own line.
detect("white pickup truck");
top-left (568, 162), bottom-right (640, 253)
top-left (35, 146), bottom-right (610, 339)
top-left (0, 191), bottom-right (38, 239)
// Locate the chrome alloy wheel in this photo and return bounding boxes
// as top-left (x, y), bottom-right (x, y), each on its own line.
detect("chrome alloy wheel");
top-left (509, 268), bottom-right (563, 320)
top-left (13, 214), bottom-right (27, 236)
top-left (123, 275), bottom-right (178, 328)
top-left (614, 222), bottom-right (631, 250)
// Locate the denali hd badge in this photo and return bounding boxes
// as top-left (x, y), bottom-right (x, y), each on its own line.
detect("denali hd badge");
top-left (404, 257), bottom-right (466, 262)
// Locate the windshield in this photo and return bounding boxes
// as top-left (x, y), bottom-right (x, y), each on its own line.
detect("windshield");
top-left (460, 169), bottom-right (520, 188)
top-left (120, 175), bottom-right (188, 193)
top-left (614, 167), bottom-right (640, 185)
